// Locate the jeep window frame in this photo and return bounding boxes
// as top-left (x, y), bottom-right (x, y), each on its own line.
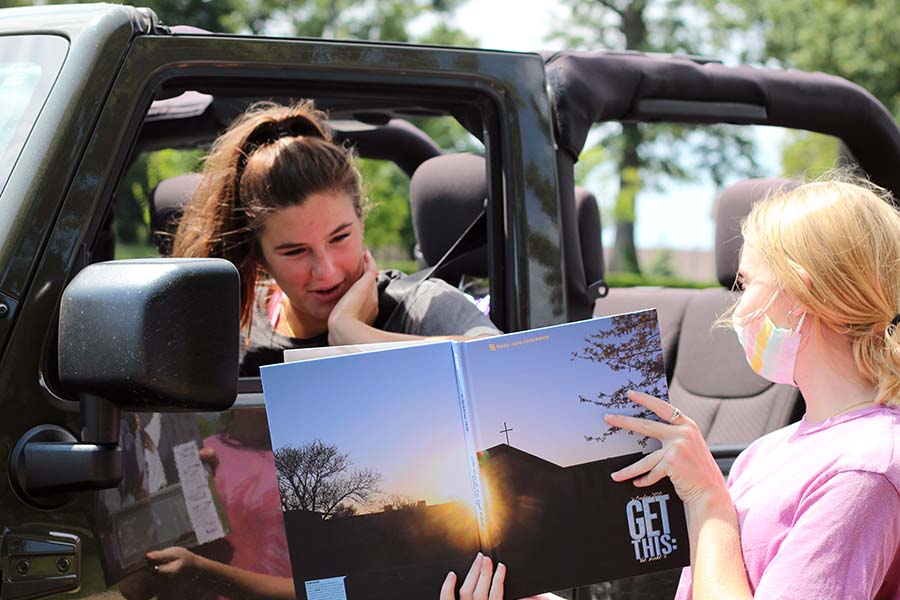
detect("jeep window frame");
top-left (26, 33), bottom-right (565, 410)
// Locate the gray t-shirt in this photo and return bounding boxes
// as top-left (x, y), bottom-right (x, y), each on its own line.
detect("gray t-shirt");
top-left (239, 270), bottom-right (499, 376)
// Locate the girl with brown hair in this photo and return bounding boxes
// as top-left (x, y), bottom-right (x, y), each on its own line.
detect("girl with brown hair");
top-left (173, 101), bottom-right (498, 375)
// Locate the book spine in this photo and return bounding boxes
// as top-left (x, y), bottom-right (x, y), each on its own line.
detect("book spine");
top-left (451, 342), bottom-right (490, 548)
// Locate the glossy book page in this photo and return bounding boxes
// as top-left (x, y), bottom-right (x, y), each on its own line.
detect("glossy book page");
top-left (457, 310), bottom-right (689, 596)
top-left (261, 342), bottom-right (480, 600)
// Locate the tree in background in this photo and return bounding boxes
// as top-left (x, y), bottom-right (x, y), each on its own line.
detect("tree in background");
top-left (273, 439), bottom-right (382, 518)
top-left (570, 311), bottom-right (667, 447)
top-left (116, 149), bottom-right (203, 250)
top-left (549, 0), bottom-right (760, 274)
top-left (703, 0), bottom-right (899, 178)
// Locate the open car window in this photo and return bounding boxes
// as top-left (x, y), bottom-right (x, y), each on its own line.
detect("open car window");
top-left (104, 91), bottom-right (493, 396)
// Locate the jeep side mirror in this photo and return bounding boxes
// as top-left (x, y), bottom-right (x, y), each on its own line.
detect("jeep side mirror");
top-left (9, 259), bottom-right (239, 508)
top-left (58, 258), bottom-right (239, 412)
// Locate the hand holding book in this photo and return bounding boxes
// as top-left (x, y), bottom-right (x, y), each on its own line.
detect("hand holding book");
top-left (440, 554), bottom-right (505, 600)
top-left (606, 390), bottom-right (730, 510)
top-left (440, 555), bottom-right (567, 600)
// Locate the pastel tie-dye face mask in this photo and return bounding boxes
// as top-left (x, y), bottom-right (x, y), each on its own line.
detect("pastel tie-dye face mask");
top-left (733, 311), bottom-right (805, 386)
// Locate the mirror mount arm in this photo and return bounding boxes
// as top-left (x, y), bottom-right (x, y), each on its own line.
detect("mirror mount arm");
top-left (9, 417), bottom-right (123, 509)
top-left (80, 394), bottom-right (119, 445)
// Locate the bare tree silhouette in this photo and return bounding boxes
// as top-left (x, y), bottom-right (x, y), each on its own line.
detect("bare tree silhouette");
top-left (274, 439), bottom-right (381, 518)
top-left (571, 311), bottom-right (667, 446)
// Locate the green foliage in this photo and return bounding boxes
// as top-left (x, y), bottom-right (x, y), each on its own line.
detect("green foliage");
top-left (414, 117), bottom-right (482, 154)
top-left (359, 159), bottom-right (414, 254)
top-left (780, 131), bottom-right (841, 180)
top-left (547, 1), bottom-right (762, 275)
top-left (646, 248), bottom-right (675, 278)
top-left (605, 270), bottom-right (719, 289)
top-left (704, 0), bottom-right (900, 119)
top-left (115, 149), bottom-right (203, 245)
top-left (380, 258), bottom-right (419, 274)
top-left (574, 144), bottom-right (608, 188)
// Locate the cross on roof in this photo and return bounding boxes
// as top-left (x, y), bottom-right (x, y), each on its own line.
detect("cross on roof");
top-left (500, 422), bottom-right (514, 445)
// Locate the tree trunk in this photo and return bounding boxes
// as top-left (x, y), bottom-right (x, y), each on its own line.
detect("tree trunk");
top-left (609, 123), bottom-right (643, 274)
top-left (609, 3), bottom-right (647, 274)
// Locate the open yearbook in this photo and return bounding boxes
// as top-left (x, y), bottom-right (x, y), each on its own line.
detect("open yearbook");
top-left (260, 309), bottom-right (689, 600)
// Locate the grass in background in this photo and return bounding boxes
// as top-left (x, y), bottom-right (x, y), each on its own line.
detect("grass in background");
top-left (605, 271), bottom-right (719, 289)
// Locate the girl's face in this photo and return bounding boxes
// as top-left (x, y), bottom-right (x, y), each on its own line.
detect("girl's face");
top-left (258, 191), bottom-right (365, 334)
top-left (734, 244), bottom-right (799, 330)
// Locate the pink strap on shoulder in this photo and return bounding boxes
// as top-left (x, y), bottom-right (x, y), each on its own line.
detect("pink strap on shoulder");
top-left (267, 289), bottom-right (284, 328)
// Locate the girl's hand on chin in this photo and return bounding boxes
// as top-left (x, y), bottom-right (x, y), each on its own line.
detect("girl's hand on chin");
top-left (327, 251), bottom-right (379, 343)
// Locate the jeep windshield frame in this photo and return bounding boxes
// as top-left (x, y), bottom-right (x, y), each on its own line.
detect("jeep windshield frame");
top-left (0, 35), bottom-right (68, 197)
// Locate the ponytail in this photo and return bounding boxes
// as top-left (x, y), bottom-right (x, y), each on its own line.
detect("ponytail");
top-left (856, 316), bottom-right (900, 406)
top-left (172, 100), bottom-right (367, 330)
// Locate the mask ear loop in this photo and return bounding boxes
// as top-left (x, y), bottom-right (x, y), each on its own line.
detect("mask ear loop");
top-left (786, 305), bottom-right (807, 334)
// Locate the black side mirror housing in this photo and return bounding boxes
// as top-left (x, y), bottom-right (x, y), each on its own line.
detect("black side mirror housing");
top-left (58, 258), bottom-right (239, 412)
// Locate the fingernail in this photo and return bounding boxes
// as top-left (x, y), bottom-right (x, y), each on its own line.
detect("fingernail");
top-left (604, 414), bottom-right (614, 423)
top-left (476, 552), bottom-right (483, 559)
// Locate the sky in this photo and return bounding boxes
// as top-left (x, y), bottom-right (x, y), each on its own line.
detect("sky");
top-left (461, 315), bottom-right (665, 465)
top-left (424, 1), bottom-right (789, 251)
top-left (262, 342), bottom-right (475, 512)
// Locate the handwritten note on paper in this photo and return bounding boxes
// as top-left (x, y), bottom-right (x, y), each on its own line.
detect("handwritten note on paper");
top-left (173, 441), bottom-right (226, 545)
top-left (305, 576), bottom-right (348, 600)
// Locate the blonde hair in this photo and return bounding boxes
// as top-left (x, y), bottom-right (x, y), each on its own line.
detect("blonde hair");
top-left (731, 173), bottom-right (900, 405)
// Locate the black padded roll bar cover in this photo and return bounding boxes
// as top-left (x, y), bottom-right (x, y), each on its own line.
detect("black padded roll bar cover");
top-left (544, 51), bottom-right (900, 197)
top-left (58, 258), bottom-right (239, 412)
top-left (335, 120), bottom-right (442, 178)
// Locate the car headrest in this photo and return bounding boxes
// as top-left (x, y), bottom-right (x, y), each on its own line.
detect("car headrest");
top-left (150, 172), bottom-right (201, 255)
top-left (409, 153), bottom-right (488, 283)
top-left (575, 186), bottom-right (604, 285)
top-left (714, 177), bottom-right (800, 288)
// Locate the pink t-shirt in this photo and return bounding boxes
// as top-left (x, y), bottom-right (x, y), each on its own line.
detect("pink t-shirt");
top-left (675, 405), bottom-right (900, 600)
top-left (203, 434), bottom-right (292, 593)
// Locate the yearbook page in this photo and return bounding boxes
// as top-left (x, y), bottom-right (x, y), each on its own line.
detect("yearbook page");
top-left (262, 342), bottom-right (480, 600)
top-left (456, 310), bottom-right (689, 597)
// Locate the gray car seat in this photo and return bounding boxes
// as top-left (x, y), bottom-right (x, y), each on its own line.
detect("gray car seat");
top-left (150, 172), bottom-right (202, 255)
top-left (410, 153), bottom-right (604, 317)
top-left (594, 178), bottom-right (803, 447)
top-left (409, 153), bottom-right (489, 287)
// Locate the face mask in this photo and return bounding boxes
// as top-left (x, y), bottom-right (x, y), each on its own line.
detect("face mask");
top-left (733, 311), bottom-right (805, 386)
